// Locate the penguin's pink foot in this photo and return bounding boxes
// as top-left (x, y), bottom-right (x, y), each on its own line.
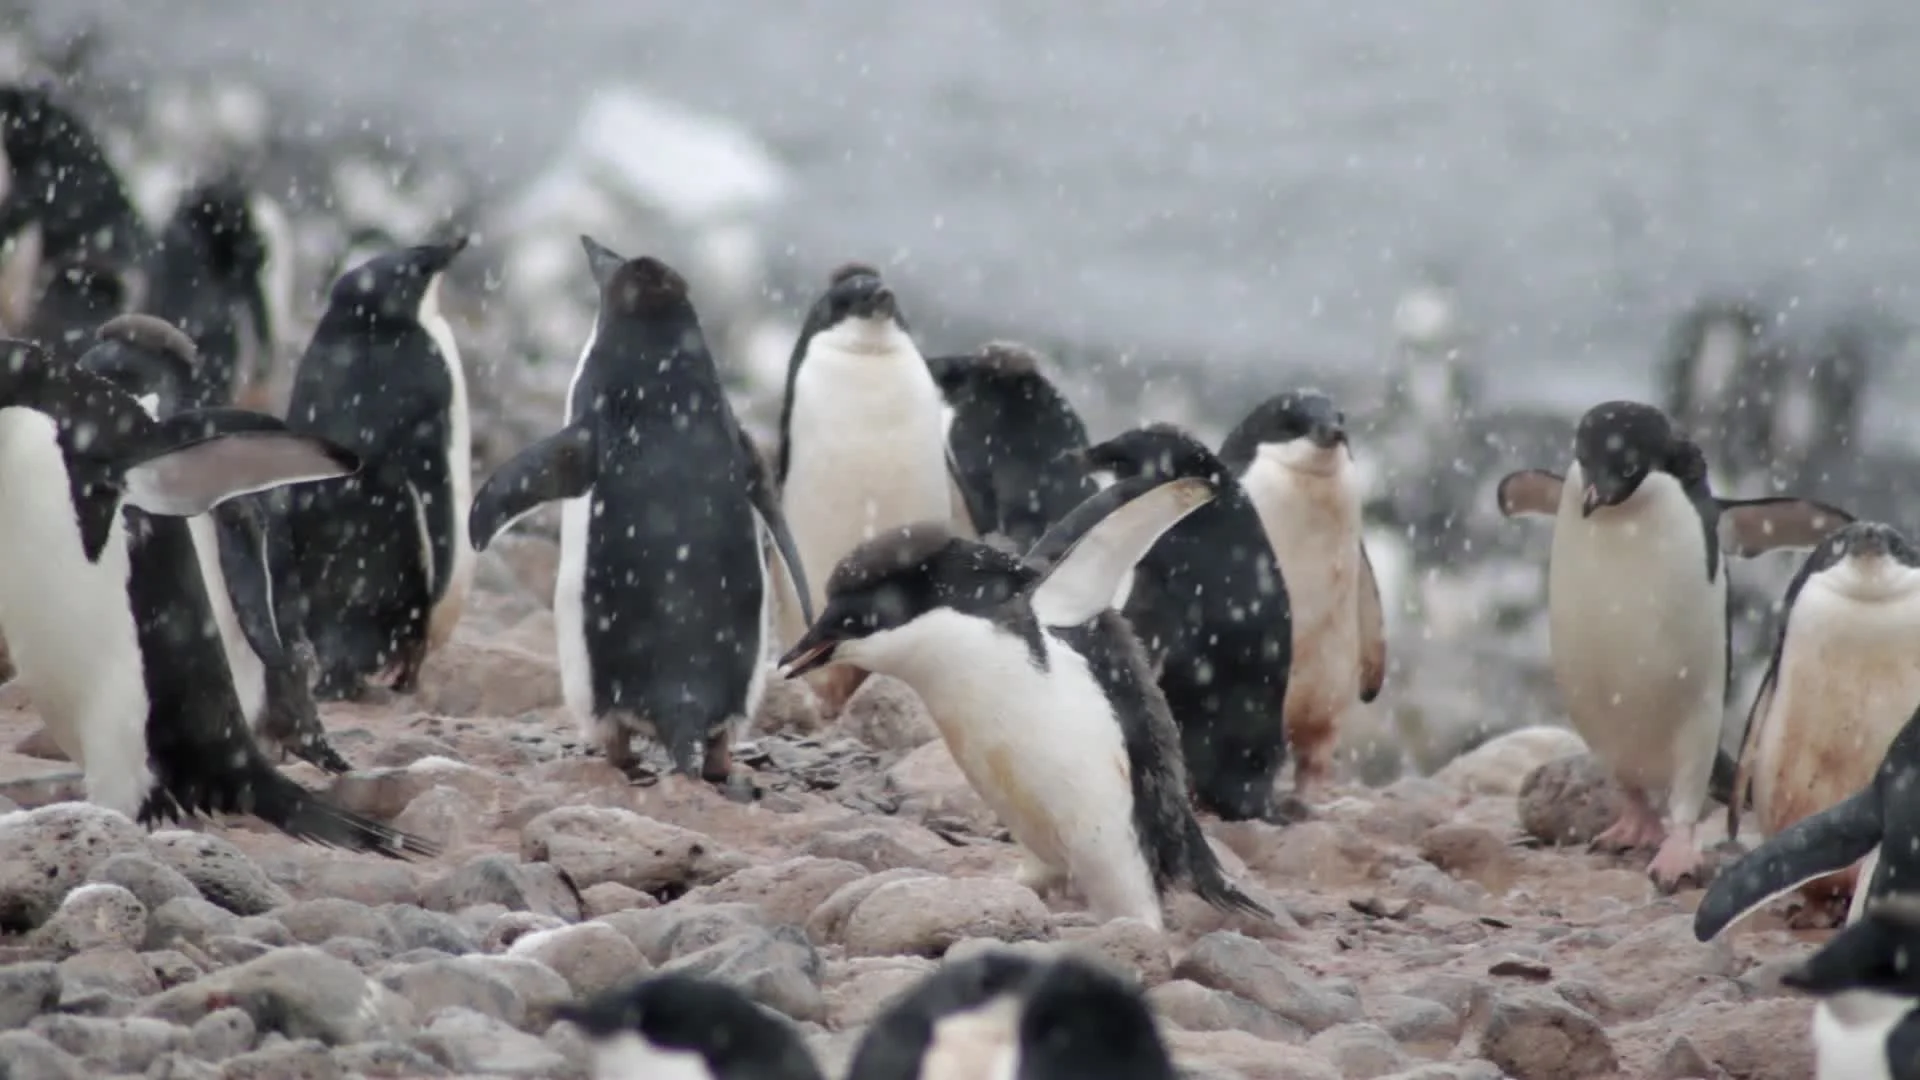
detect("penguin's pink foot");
top-left (1646, 824), bottom-right (1705, 893)
top-left (1589, 794), bottom-right (1666, 853)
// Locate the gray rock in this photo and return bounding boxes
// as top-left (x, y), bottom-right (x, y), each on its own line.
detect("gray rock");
top-left (1173, 931), bottom-right (1360, 1034)
top-left (145, 898), bottom-right (240, 951)
top-left (1516, 754), bottom-right (1620, 846)
top-left (411, 1006), bottom-right (570, 1077)
top-left (457, 955), bottom-right (574, 1030)
top-left (330, 1041), bottom-right (451, 1077)
top-left (577, 882), bottom-right (653, 917)
top-left (1367, 993), bottom-right (1462, 1046)
top-left (218, 1038), bottom-right (340, 1080)
top-left (0, 1030), bottom-right (86, 1080)
top-left (1387, 863), bottom-right (1484, 912)
top-left (804, 868), bottom-right (938, 945)
top-left (1075, 917), bottom-right (1172, 987)
top-left (1375, 1067), bottom-right (1505, 1080)
top-left (148, 1052), bottom-right (223, 1080)
top-left (420, 855), bottom-right (581, 922)
top-left (840, 876), bottom-right (1052, 957)
top-left (85, 852), bottom-right (202, 913)
top-left (628, 903), bottom-right (769, 964)
top-left (1147, 980), bottom-right (1307, 1042)
top-left (1479, 991), bottom-right (1618, 1080)
top-left (392, 785), bottom-right (480, 852)
top-left (485, 911), bottom-right (567, 953)
top-left (145, 950), bottom-right (205, 989)
top-left (0, 804), bottom-right (147, 929)
top-left (273, 898), bottom-right (399, 952)
top-left (505, 921), bottom-right (647, 997)
top-left (39, 883), bottom-right (148, 955)
top-left (141, 947), bottom-right (416, 1046)
top-left (202, 935), bottom-right (275, 966)
top-left (801, 827), bottom-right (933, 873)
top-left (145, 833), bottom-right (290, 916)
top-left (1306, 1023), bottom-right (1413, 1079)
top-left (190, 1006), bottom-right (259, 1060)
top-left (692, 857), bottom-right (869, 928)
top-left (837, 674), bottom-right (939, 750)
top-left (57, 948), bottom-right (161, 1000)
top-left (29, 1014), bottom-right (190, 1072)
top-left (319, 935), bottom-right (388, 970)
top-left (299, 861), bottom-right (422, 909)
top-left (383, 904), bottom-right (478, 955)
top-left (521, 805), bottom-right (737, 893)
top-left (230, 917), bottom-right (293, 946)
top-left (380, 957), bottom-right (525, 1028)
top-left (663, 926), bottom-right (825, 1023)
top-left (0, 960), bottom-right (61, 1030)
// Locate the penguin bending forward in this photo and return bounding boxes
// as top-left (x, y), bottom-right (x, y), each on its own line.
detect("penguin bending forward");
top-left (778, 474), bottom-right (1271, 928)
top-left (283, 236), bottom-right (474, 700)
top-left (0, 338), bottom-right (433, 856)
top-left (469, 239), bottom-right (812, 782)
top-left (1499, 400), bottom-right (1851, 890)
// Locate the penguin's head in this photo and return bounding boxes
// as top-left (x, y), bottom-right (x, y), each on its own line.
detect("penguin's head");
top-left (595, 251), bottom-right (695, 324)
top-left (1780, 895), bottom-right (1920, 1000)
top-left (1572, 400), bottom-right (1677, 517)
top-left (0, 84), bottom-right (59, 166)
top-left (169, 178), bottom-right (269, 280)
top-left (927, 340), bottom-right (1048, 397)
top-left (1808, 521), bottom-right (1920, 603)
top-left (554, 972), bottom-right (824, 1080)
top-left (1217, 389), bottom-right (1349, 476)
top-left (77, 314), bottom-right (200, 417)
top-left (324, 234), bottom-right (469, 324)
top-left (1081, 423), bottom-right (1229, 489)
top-left (797, 263), bottom-right (912, 360)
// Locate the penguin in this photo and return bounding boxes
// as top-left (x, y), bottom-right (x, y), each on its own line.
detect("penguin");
top-left (1079, 423), bottom-right (1294, 823)
top-left (1497, 399), bottom-right (1853, 890)
top-left (1693, 698), bottom-right (1920, 942)
top-left (1217, 390), bottom-right (1385, 800)
top-left (1723, 521), bottom-right (1920, 925)
top-left (846, 950), bottom-right (1178, 1080)
top-left (22, 255), bottom-right (129, 362)
top-left (925, 341), bottom-right (1097, 552)
top-left (775, 263), bottom-right (960, 714)
top-left (78, 314), bottom-right (349, 774)
top-left (1777, 894), bottom-right (1920, 1080)
top-left (468, 238), bottom-right (813, 782)
top-left (555, 971), bottom-right (825, 1080)
top-left (1659, 299), bottom-right (1779, 490)
top-left (282, 236), bottom-right (474, 700)
top-left (777, 475), bottom-right (1271, 928)
top-left (142, 177), bottom-right (275, 409)
top-left (0, 338), bottom-right (432, 855)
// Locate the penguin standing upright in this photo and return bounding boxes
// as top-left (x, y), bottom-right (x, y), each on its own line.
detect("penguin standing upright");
top-left (775, 264), bottom-right (959, 713)
top-left (1219, 390), bottom-right (1386, 800)
top-left (23, 255), bottom-right (129, 361)
top-left (468, 239), bottom-right (812, 782)
top-left (282, 236), bottom-right (473, 699)
top-left (143, 177), bottom-right (275, 408)
top-left (1498, 400), bottom-right (1851, 890)
top-left (0, 338), bottom-right (431, 856)
top-left (1082, 423), bottom-right (1295, 823)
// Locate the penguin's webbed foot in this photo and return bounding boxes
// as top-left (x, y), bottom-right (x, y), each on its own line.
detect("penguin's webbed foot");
top-left (1264, 794), bottom-right (1315, 826)
top-left (1589, 795), bottom-right (1667, 853)
top-left (1647, 825), bottom-right (1708, 894)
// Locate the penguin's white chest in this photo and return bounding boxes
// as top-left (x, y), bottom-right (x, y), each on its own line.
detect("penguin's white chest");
top-left (1240, 452), bottom-right (1363, 720)
top-left (417, 280), bottom-right (474, 627)
top-left (588, 1034), bottom-right (716, 1080)
top-left (1812, 993), bottom-right (1909, 1080)
top-left (187, 515), bottom-right (267, 730)
top-left (1546, 466), bottom-right (1726, 792)
top-left (1753, 578), bottom-right (1920, 835)
top-left (781, 328), bottom-right (950, 609)
top-left (0, 408), bottom-right (153, 816)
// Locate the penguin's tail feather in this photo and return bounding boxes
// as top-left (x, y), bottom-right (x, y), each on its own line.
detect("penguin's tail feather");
top-left (140, 755), bottom-right (440, 861)
top-left (1184, 818), bottom-right (1274, 920)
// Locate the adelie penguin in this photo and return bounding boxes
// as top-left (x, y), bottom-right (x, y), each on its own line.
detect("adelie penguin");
top-left (1774, 895), bottom-right (1920, 1080)
top-left (78, 314), bottom-right (349, 774)
top-left (282, 235), bottom-right (474, 700)
top-left (847, 950), bottom-right (1177, 1080)
top-left (1498, 400), bottom-right (1852, 890)
top-left (556, 971), bottom-right (824, 1080)
top-left (469, 238), bottom-right (813, 783)
top-left (778, 474), bottom-right (1271, 928)
top-left (1080, 423), bottom-right (1295, 824)
top-left (775, 263), bottom-right (963, 714)
top-left (0, 338), bottom-right (433, 856)
top-left (1217, 390), bottom-right (1385, 801)
top-left (926, 341), bottom-right (1098, 552)
top-left (22, 254), bottom-right (130, 362)
top-left (142, 177), bottom-right (276, 409)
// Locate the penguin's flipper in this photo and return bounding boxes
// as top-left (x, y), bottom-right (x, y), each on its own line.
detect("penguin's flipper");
top-left (123, 418), bottom-right (360, 519)
top-left (1356, 541), bottom-right (1387, 703)
top-left (733, 420), bottom-right (815, 627)
top-left (467, 422), bottom-right (596, 552)
top-left (1693, 788), bottom-right (1882, 942)
top-left (578, 234), bottom-right (626, 289)
top-left (1495, 469), bottom-right (1564, 518)
top-left (1724, 665), bottom-right (1779, 835)
top-left (1718, 496), bottom-right (1856, 557)
top-left (211, 498), bottom-right (289, 667)
top-left (1025, 475), bottom-right (1217, 628)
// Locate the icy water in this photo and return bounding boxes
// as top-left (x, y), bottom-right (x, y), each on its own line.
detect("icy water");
top-left (36, 1), bottom-right (1920, 417)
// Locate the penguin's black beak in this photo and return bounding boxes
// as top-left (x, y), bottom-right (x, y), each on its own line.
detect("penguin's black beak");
top-left (849, 283), bottom-right (897, 320)
top-left (1308, 420), bottom-right (1348, 450)
top-left (1581, 475), bottom-right (1629, 517)
top-left (777, 629), bottom-right (842, 679)
top-left (1847, 525), bottom-right (1891, 560)
top-left (413, 234), bottom-right (472, 275)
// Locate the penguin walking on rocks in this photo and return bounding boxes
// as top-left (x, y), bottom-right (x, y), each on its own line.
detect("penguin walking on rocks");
top-left (1776, 895), bottom-right (1920, 1080)
top-left (775, 264), bottom-right (961, 714)
top-left (778, 475), bottom-right (1271, 928)
top-left (79, 314), bottom-right (349, 774)
top-left (556, 971), bottom-right (825, 1080)
top-left (1218, 390), bottom-right (1386, 801)
top-left (1081, 423), bottom-right (1295, 823)
top-left (142, 177), bottom-right (275, 409)
top-left (847, 950), bottom-right (1178, 1080)
top-left (282, 236), bottom-right (474, 700)
top-left (0, 337), bottom-right (432, 855)
top-left (468, 238), bottom-right (813, 783)
top-left (927, 341), bottom-right (1097, 552)
top-left (1498, 400), bottom-right (1852, 890)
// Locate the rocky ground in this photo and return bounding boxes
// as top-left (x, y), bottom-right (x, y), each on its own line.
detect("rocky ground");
top-left (0, 532), bottom-right (1828, 1080)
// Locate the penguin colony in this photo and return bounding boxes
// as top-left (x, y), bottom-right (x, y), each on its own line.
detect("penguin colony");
top-left (0, 82), bottom-right (1912, 1077)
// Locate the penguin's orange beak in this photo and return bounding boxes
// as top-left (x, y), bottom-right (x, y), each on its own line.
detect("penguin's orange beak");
top-left (777, 632), bottom-right (840, 679)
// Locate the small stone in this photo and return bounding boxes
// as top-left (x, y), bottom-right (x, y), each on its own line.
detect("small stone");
top-left (231, 916), bottom-right (294, 946)
top-left (754, 676), bottom-right (825, 736)
top-left (218, 1038), bottom-right (340, 1080)
top-left (300, 861), bottom-right (421, 908)
top-left (39, 883), bottom-right (147, 955)
top-left (85, 852), bottom-right (202, 913)
top-left (1072, 916), bottom-right (1171, 987)
top-left (521, 805), bottom-right (735, 893)
top-left (1433, 726), bottom-right (1588, 797)
top-left (614, 902), bottom-right (768, 965)
top-left (141, 947), bottom-right (416, 1045)
top-left (0, 960), bottom-right (61, 1029)
top-left (411, 1006), bottom-right (569, 1077)
top-left (191, 1006), bottom-right (259, 1060)
top-left (459, 955), bottom-right (574, 1029)
top-left (1173, 931), bottom-right (1360, 1034)
top-left (663, 926), bottom-right (825, 1023)
top-left (692, 857), bottom-right (868, 927)
top-left (392, 785), bottom-right (480, 852)
top-left (29, 1014), bottom-right (190, 1072)
top-left (149, 1052), bottom-right (223, 1080)
top-left (1148, 980), bottom-right (1308, 1043)
top-left (421, 854), bottom-right (582, 922)
top-left (805, 868), bottom-right (937, 945)
top-left (837, 674), bottom-right (938, 750)
top-left (273, 898), bottom-right (399, 952)
top-left (381, 957), bottom-right (525, 1028)
top-left (57, 948), bottom-right (160, 1000)
top-left (330, 1040), bottom-right (451, 1077)
top-left (801, 826), bottom-right (936, 872)
top-left (320, 936), bottom-right (387, 969)
top-left (146, 833), bottom-right (290, 916)
top-left (1418, 824), bottom-right (1516, 893)
top-left (146, 898), bottom-right (240, 952)
top-left (841, 876), bottom-right (1052, 958)
top-left (1388, 863), bottom-right (1484, 912)
top-left (1655, 1034), bottom-right (1715, 1080)
top-left (1366, 994), bottom-right (1461, 1047)
top-left (0, 1030), bottom-right (86, 1080)
top-left (578, 882), bottom-right (653, 917)
top-left (0, 804), bottom-right (146, 929)
top-left (329, 757), bottom-right (508, 821)
top-left (1306, 1023), bottom-right (1413, 1079)
top-left (1516, 754), bottom-right (1621, 847)
top-left (145, 950), bottom-right (205, 989)
top-left (372, 735), bottom-right (463, 769)
top-left (383, 904), bottom-right (479, 955)
top-left (486, 911), bottom-right (568, 953)
top-left (506, 921), bottom-right (647, 997)
top-left (1479, 991), bottom-right (1618, 1080)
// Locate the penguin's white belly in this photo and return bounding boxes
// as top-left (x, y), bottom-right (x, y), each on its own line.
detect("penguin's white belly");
top-left (1752, 585), bottom-right (1920, 837)
top-left (0, 409), bottom-right (153, 816)
top-left (782, 348), bottom-right (950, 614)
top-left (554, 492), bottom-right (594, 736)
top-left (1241, 457), bottom-right (1362, 726)
top-left (418, 301), bottom-right (474, 641)
top-left (1813, 993), bottom-right (1908, 1080)
top-left (588, 1034), bottom-right (714, 1080)
top-left (1546, 468), bottom-right (1725, 794)
top-left (187, 515), bottom-right (267, 731)
top-left (885, 611), bottom-right (1157, 922)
